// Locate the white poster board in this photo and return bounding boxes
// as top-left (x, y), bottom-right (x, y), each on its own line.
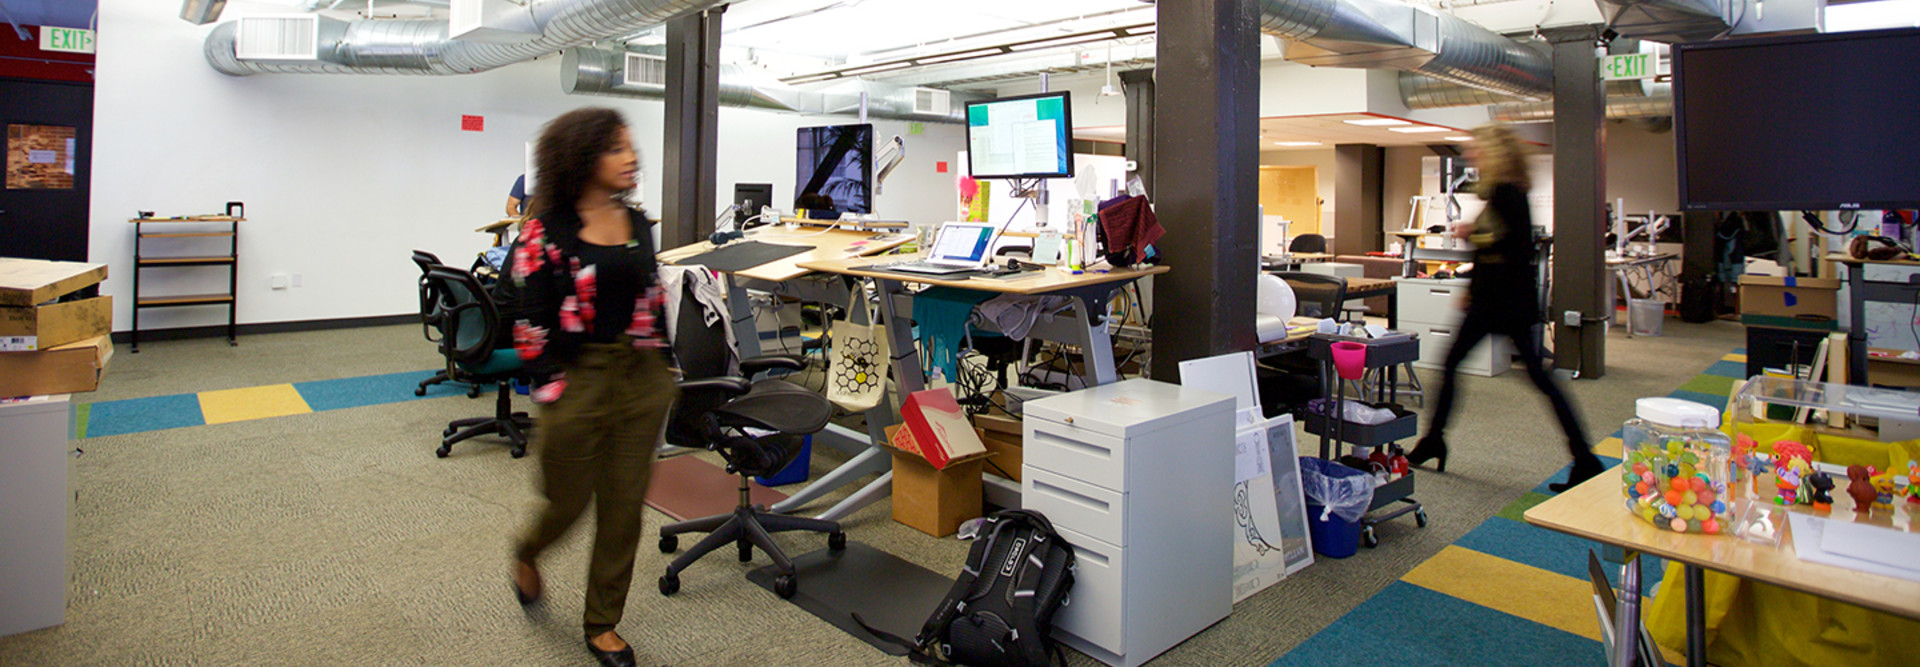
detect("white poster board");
top-left (1232, 413), bottom-right (1314, 602)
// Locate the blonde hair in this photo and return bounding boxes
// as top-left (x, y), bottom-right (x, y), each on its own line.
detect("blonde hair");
top-left (1471, 124), bottom-right (1530, 196)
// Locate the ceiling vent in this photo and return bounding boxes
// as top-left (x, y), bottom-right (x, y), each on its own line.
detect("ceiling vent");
top-left (450, 0), bottom-right (541, 43)
top-left (912, 88), bottom-right (951, 116)
top-left (236, 15), bottom-right (319, 60)
top-left (624, 53), bottom-right (667, 86)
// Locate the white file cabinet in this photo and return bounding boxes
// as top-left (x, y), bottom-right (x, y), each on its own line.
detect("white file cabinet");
top-left (1021, 379), bottom-right (1234, 667)
top-left (1395, 277), bottom-right (1511, 377)
top-left (1, 395), bottom-right (73, 638)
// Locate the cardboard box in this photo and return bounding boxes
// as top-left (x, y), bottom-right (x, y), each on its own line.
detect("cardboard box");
top-left (971, 413), bottom-right (1024, 482)
top-left (885, 424), bottom-right (990, 537)
top-left (0, 296), bottom-right (111, 351)
top-left (1738, 275), bottom-right (1840, 321)
top-left (0, 258), bottom-right (107, 308)
top-left (899, 387), bottom-right (988, 469)
top-left (0, 335), bottom-right (113, 398)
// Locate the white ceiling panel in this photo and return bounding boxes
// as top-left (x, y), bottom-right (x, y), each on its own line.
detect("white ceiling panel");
top-left (722, 0), bottom-right (1149, 62)
top-left (1076, 113), bottom-right (1476, 149)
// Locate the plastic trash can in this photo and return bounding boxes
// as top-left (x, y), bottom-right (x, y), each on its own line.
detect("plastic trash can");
top-left (754, 435), bottom-right (812, 486)
top-left (1306, 502), bottom-right (1363, 559)
top-left (1629, 299), bottom-right (1665, 336)
top-left (1299, 457), bottom-right (1374, 559)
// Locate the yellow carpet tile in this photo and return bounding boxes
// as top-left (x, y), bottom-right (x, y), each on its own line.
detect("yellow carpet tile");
top-left (199, 384), bottom-right (313, 425)
top-left (1400, 545), bottom-right (1604, 642)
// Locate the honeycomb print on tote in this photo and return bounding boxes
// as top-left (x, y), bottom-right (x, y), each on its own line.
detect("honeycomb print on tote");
top-left (833, 337), bottom-right (883, 396)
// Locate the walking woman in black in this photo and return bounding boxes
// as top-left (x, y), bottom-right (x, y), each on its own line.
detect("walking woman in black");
top-left (1405, 124), bottom-right (1602, 493)
top-left (507, 107), bottom-right (677, 667)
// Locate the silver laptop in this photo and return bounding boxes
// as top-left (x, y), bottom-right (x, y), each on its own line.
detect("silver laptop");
top-left (887, 222), bottom-right (998, 275)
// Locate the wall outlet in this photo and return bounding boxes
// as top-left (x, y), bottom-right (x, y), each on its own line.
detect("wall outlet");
top-left (1563, 310), bottom-right (1581, 327)
top-left (270, 274), bottom-right (288, 290)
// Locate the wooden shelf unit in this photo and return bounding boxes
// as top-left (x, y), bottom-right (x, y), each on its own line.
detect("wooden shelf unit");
top-left (130, 216), bottom-right (241, 351)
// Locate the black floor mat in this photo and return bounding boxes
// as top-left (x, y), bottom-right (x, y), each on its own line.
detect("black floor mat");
top-left (677, 241), bottom-right (814, 273)
top-left (746, 541), bottom-right (955, 656)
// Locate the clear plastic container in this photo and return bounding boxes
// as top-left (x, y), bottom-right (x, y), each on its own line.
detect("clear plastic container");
top-left (1621, 398), bottom-right (1735, 534)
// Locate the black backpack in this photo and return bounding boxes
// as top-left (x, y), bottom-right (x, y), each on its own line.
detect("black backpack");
top-left (867, 509), bottom-right (1077, 666)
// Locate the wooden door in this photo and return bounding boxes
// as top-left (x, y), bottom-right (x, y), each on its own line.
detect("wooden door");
top-left (1259, 165), bottom-right (1319, 239)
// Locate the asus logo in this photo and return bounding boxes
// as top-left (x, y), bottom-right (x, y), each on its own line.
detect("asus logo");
top-left (1841, 203), bottom-right (1863, 209)
top-left (1001, 537), bottom-right (1028, 576)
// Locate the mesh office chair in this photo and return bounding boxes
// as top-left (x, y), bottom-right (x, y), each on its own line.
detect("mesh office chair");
top-left (423, 266), bottom-right (531, 458)
top-left (412, 250), bottom-right (481, 398)
top-left (657, 271), bottom-right (844, 600)
top-left (1289, 233), bottom-right (1328, 255)
top-left (1275, 271), bottom-right (1348, 320)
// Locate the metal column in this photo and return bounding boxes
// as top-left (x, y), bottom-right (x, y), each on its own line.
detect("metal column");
top-left (661, 6), bottom-right (723, 250)
top-left (1546, 26), bottom-right (1608, 378)
top-left (1333, 144), bottom-right (1384, 256)
top-left (1147, 0), bottom-right (1261, 381)
top-left (1120, 68), bottom-right (1156, 196)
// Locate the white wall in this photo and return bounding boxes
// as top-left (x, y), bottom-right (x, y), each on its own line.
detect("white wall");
top-left (92, 0), bottom-right (965, 333)
top-left (1603, 120), bottom-right (1678, 215)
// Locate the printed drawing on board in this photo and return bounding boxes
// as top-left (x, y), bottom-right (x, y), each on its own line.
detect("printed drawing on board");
top-left (7, 124), bottom-right (77, 190)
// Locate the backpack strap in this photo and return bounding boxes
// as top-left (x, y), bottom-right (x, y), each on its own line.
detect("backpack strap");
top-left (914, 514), bottom-right (1008, 651)
top-left (853, 612), bottom-right (941, 664)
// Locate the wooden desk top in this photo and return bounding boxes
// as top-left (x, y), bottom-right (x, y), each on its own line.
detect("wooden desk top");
top-left (1346, 277), bottom-right (1395, 296)
top-left (1265, 252), bottom-right (1334, 263)
top-left (0, 258), bottom-right (108, 307)
top-left (796, 256), bottom-right (1169, 296)
top-left (127, 216), bottom-right (242, 223)
top-left (659, 227), bottom-right (914, 283)
top-left (1524, 466), bottom-right (1920, 619)
top-left (1830, 257), bottom-right (1920, 267)
top-left (476, 218), bottom-right (519, 234)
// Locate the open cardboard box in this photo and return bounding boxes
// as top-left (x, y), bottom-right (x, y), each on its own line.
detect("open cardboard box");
top-left (0, 335), bottom-right (113, 398)
top-left (970, 412), bottom-right (1024, 482)
top-left (1, 296), bottom-right (112, 351)
top-left (1738, 275), bottom-right (1839, 320)
top-left (884, 423), bottom-right (993, 537)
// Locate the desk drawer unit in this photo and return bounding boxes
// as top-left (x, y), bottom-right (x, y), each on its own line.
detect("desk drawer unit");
top-left (1021, 379), bottom-right (1234, 667)
top-left (1396, 279), bottom-right (1468, 324)
top-left (1406, 321), bottom-right (1513, 378)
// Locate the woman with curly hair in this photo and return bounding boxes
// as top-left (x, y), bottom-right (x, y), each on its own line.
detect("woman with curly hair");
top-left (507, 107), bottom-right (675, 667)
top-left (1406, 124), bottom-right (1601, 493)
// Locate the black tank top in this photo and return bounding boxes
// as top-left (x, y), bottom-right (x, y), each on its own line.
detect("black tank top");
top-left (574, 241), bottom-right (640, 343)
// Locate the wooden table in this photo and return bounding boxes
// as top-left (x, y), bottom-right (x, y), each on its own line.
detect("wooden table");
top-left (1525, 467), bottom-right (1920, 667)
top-left (797, 255), bottom-right (1169, 511)
top-left (1262, 252), bottom-right (1333, 270)
top-left (475, 218), bottom-right (519, 247)
top-left (658, 227), bottom-right (913, 284)
top-left (1345, 276), bottom-right (1398, 330)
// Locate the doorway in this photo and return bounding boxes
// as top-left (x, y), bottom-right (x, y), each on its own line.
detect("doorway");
top-left (1, 78), bottom-right (93, 261)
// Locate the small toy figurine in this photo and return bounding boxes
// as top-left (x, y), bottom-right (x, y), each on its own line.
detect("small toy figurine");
top-left (1806, 471), bottom-right (1835, 511)
top-left (1907, 460), bottom-right (1920, 504)
top-left (1870, 471), bottom-right (1900, 513)
top-left (1847, 465), bottom-right (1879, 514)
top-left (1775, 457), bottom-right (1809, 506)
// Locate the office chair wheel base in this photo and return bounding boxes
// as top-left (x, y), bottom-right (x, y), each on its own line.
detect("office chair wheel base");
top-left (1415, 508), bottom-right (1429, 528)
top-left (434, 445), bottom-right (450, 458)
top-left (414, 386), bottom-right (427, 397)
top-left (658, 535), bottom-right (678, 554)
top-left (1361, 526), bottom-right (1379, 549)
top-left (828, 532), bottom-right (846, 552)
top-left (774, 575), bottom-right (797, 599)
top-left (468, 386), bottom-right (482, 398)
top-left (738, 541), bottom-right (753, 562)
top-left (443, 426), bottom-right (456, 437)
top-left (658, 574), bottom-right (679, 596)
top-left (510, 445), bottom-right (527, 459)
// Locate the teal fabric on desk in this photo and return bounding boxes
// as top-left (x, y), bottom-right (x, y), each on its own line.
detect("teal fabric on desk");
top-left (911, 287), bottom-right (993, 382)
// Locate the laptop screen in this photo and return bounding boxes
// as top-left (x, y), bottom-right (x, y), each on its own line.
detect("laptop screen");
top-left (932, 225), bottom-right (995, 262)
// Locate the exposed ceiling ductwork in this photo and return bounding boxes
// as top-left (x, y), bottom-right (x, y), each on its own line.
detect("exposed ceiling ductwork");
top-left (204, 0), bottom-right (726, 76)
top-left (1596, 0), bottom-right (1735, 44)
top-left (560, 45), bottom-right (985, 124)
top-left (1488, 82), bottom-right (1673, 123)
top-left (1256, 0), bottom-right (1553, 100)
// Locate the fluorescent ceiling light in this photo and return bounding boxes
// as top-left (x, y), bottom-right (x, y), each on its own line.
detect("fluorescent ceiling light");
top-left (1274, 141), bottom-right (1321, 147)
top-left (1388, 126), bottom-right (1454, 133)
top-left (1445, 136), bottom-right (1472, 141)
top-left (915, 48), bottom-right (1006, 65)
top-left (841, 61), bottom-right (913, 76)
top-left (1827, 0), bottom-right (1920, 32)
top-left (1344, 118), bottom-right (1410, 126)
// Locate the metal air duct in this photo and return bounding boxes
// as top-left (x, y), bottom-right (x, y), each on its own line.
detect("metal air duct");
top-left (1400, 73), bottom-right (1657, 110)
top-left (1488, 82), bottom-right (1674, 123)
top-left (1596, 0), bottom-right (1734, 44)
top-left (560, 45), bottom-right (982, 123)
top-left (204, 0), bottom-right (726, 76)
top-left (1257, 0), bottom-right (1552, 100)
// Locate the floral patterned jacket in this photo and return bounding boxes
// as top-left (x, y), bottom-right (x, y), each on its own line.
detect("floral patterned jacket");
top-left (510, 206), bottom-right (667, 403)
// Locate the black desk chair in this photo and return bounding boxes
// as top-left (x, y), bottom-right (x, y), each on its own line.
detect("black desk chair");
top-left (422, 266), bottom-right (531, 458)
top-left (412, 250), bottom-right (480, 398)
top-left (1289, 233), bottom-right (1328, 255)
top-left (1276, 271), bottom-right (1348, 320)
top-left (657, 272), bottom-right (844, 599)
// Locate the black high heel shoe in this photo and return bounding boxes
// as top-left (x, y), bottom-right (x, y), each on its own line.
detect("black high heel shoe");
top-left (586, 634), bottom-right (637, 667)
top-left (1549, 455), bottom-right (1605, 493)
top-left (1406, 436), bottom-right (1449, 473)
top-left (512, 560), bottom-right (542, 606)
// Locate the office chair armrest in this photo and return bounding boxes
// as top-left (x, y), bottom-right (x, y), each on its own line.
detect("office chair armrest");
top-left (676, 376), bottom-right (753, 397)
top-left (740, 354), bottom-right (807, 375)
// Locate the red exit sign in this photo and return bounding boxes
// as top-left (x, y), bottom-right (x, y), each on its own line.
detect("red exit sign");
top-left (461, 115), bottom-right (484, 132)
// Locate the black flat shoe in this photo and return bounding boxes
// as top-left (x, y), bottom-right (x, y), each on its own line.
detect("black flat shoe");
top-left (586, 636), bottom-right (636, 667)
top-left (512, 560), bottom-right (542, 606)
top-left (1406, 436), bottom-right (1448, 473)
top-left (1549, 456), bottom-right (1605, 493)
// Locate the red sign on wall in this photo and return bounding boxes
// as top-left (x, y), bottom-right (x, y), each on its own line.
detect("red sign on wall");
top-left (936, 161), bottom-right (948, 173)
top-left (461, 115), bottom-right (484, 132)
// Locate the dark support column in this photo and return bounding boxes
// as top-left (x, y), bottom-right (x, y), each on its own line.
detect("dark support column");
top-left (662, 6), bottom-right (723, 250)
top-left (1148, 0), bottom-right (1261, 381)
top-left (1119, 68), bottom-right (1156, 196)
top-left (1333, 144), bottom-right (1384, 255)
top-left (1545, 25), bottom-right (1608, 378)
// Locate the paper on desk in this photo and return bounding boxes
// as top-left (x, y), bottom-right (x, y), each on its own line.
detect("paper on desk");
top-left (1788, 513), bottom-right (1920, 582)
top-left (1820, 519), bottom-right (1920, 571)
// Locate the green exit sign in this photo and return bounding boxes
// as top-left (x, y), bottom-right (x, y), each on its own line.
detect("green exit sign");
top-left (40, 26), bottom-right (95, 55)
top-left (1600, 53), bottom-right (1653, 81)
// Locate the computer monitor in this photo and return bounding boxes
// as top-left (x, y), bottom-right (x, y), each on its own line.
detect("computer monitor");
top-left (794, 124), bottom-right (873, 215)
top-left (733, 183), bottom-right (772, 225)
top-left (964, 91), bottom-right (1074, 180)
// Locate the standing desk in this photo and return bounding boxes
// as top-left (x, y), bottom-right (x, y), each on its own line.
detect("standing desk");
top-left (1525, 467), bottom-right (1920, 667)
top-left (1830, 258), bottom-right (1920, 386)
top-left (476, 218), bottom-right (518, 247)
top-left (795, 257), bottom-right (1169, 509)
top-left (658, 227), bottom-right (915, 521)
top-left (1606, 252), bottom-right (1678, 337)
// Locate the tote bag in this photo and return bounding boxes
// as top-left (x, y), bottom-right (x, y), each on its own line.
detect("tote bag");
top-left (827, 300), bottom-right (889, 413)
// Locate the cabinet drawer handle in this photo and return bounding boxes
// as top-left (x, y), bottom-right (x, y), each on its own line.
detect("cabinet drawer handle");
top-left (1071, 546), bottom-right (1111, 567)
top-left (1034, 480), bottom-right (1111, 513)
top-left (1431, 328), bottom-right (1453, 337)
top-left (1033, 431), bottom-right (1113, 460)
